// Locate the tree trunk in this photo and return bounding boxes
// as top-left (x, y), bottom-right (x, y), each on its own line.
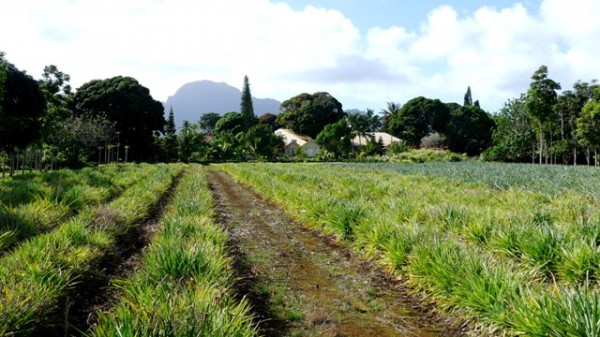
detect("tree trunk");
top-left (587, 148), bottom-right (591, 165)
top-left (539, 123), bottom-right (543, 165)
top-left (574, 147), bottom-right (577, 166)
top-left (9, 152), bottom-right (15, 177)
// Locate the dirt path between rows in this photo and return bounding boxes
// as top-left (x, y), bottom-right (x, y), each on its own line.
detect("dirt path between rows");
top-left (208, 169), bottom-right (465, 337)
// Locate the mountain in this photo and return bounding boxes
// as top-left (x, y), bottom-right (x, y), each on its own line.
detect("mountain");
top-left (164, 80), bottom-right (281, 128)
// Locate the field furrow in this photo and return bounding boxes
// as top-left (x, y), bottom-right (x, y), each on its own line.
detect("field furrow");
top-left (0, 163), bottom-right (183, 336)
top-left (209, 168), bottom-right (461, 336)
top-left (91, 165), bottom-right (256, 337)
top-left (221, 162), bottom-right (600, 336)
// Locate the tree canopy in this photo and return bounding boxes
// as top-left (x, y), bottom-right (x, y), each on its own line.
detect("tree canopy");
top-left (199, 112), bottom-right (221, 133)
top-left (277, 92), bottom-right (345, 138)
top-left (72, 76), bottom-right (165, 161)
top-left (446, 104), bottom-right (495, 156)
top-left (316, 119), bottom-right (352, 158)
top-left (387, 96), bottom-right (450, 147)
top-left (214, 111), bottom-right (246, 135)
top-left (525, 65), bottom-right (561, 164)
top-left (0, 60), bottom-right (46, 152)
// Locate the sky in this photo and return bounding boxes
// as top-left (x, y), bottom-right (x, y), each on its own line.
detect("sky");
top-left (1, 0), bottom-right (599, 114)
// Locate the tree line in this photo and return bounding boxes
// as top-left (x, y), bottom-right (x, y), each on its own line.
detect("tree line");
top-left (486, 65), bottom-right (600, 165)
top-left (1, 50), bottom-right (597, 174)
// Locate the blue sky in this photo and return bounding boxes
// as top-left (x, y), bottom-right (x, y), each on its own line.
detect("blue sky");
top-left (285, 0), bottom-right (540, 32)
top-left (1, 0), bottom-right (598, 115)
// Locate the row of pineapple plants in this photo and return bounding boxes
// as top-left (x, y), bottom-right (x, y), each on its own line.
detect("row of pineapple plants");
top-left (91, 165), bottom-right (257, 336)
top-left (0, 164), bottom-right (152, 252)
top-left (221, 162), bottom-right (600, 336)
top-left (0, 163), bottom-right (183, 335)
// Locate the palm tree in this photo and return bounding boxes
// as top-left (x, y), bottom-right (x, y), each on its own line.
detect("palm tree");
top-left (380, 102), bottom-right (401, 133)
top-left (365, 108), bottom-right (381, 132)
top-left (346, 112), bottom-right (370, 149)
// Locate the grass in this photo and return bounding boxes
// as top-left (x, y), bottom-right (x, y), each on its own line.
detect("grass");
top-left (0, 163), bottom-right (182, 336)
top-left (220, 162), bottom-right (600, 336)
top-left (0, 164), bottom-right (148, 252)
top-left (90, 165), bottom-right (257, 337)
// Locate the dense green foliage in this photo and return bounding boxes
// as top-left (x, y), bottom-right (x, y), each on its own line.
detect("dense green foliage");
top-left (487, 69), bottom-right (598, 165)
top-left (277, 92), bottom-right (345, 138)
top-left (222, 162), bottom-right (600, 336)
top-left (199, 112), bottom-right (222, 132)
top-left (0, 60), bottom-right (46, 152)
top-left (0, 55), bottom-right (598, 168)
top-left (387, 96), bottom-right (450, 147)
top-left (446, 104), bottom-right (494, 155)
top-left (316, 119), bottom-right (353, 158)
top-left (73, 76), bottom-right (165, 161)
top-left (526, 65), bottom-right (562, 164)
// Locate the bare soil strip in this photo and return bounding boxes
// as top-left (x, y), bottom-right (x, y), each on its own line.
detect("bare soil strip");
top-left (208, 169), bottom-right (464, 337)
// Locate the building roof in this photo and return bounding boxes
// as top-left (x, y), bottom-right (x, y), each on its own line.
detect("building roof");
top-left (351, 132), bottom-right (401, 147)
top-left (275, 128), bottom-right (314, 147)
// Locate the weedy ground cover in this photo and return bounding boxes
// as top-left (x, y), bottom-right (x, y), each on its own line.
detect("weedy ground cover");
top-left (91, 165), bottom-right (256, 337)
top-left (0, 164), bottom-right (149, 252)
top-left (0, 163), bottom-right (183, 336)
top-left (221, 162), bottom-right (600, 336)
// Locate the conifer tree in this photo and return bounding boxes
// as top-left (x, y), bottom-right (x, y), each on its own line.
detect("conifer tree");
top-left (166, 107), bottom-right (176, 136)
top-left (240, 75), bottom-right (257, 131)
top-left (464, 86), bottom-right (473, 106)
top-left (164, 107), bottom-right (178, 161)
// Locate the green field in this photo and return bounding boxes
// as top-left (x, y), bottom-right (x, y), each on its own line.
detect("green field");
top-left (3, 161), bottom-right (600, 336)
top-left (0, 164), bottom-right (256, 336)
top-left (222, 162), bottom-right (600, 336)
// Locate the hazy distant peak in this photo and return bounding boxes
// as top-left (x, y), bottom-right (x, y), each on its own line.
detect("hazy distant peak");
top-left (164, 80), bottom-right (281, 128)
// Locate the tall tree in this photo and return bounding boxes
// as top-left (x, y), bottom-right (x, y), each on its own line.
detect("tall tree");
top-left (346, 112), bottom-right (370, 146)
top-left (387, 96), bottom-right (450, 147)
top-left (380, 102), bottom-right (401, 133)
top-left (0, 57), bottom-right (46, 174)
top-left (72, 76), bottom-right (165, 161)
top-left (166, 107), bottom-right (176, 135)
top-left (162, 107), bottom-right (178, 161)
top-left (560, 80), bottom-right (598, 164)
top-left (365, 108), bottom-right (381, 132)
top-left (0, 52), bottom-right (5, 108)
top-left (576, 88), bottom-right (600, 165)
top-left (525, 65), bottom-right (561, 164)
top-left (446, 104), bottom-right (495, 156)
top-left (464, 86), bottom-right (473, 106)
top-left (240, 75), bottom-right (257, 131)
top-left (484, 94), bottom-right (535, 162)
top-left (240, 75), bottom-right (254, 118)
top-left (277, 92), bottom-right (345, 138)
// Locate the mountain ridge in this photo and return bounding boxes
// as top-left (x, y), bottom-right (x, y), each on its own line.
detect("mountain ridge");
top-left (164, 80), bottom-right (281, 128)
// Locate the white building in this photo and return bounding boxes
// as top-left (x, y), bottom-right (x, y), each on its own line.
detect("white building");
top-left (275, 128), bottom-right (321, 158)
top-left (351, 132), bottom-right (401, 148)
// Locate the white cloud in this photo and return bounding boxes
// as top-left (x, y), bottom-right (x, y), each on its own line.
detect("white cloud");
top-left (1, 0), bottom-right (600, 113)
top-left (362, 0), bottom-right (600, 111)
top-left (0, 0), bottom-right (361, 102)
